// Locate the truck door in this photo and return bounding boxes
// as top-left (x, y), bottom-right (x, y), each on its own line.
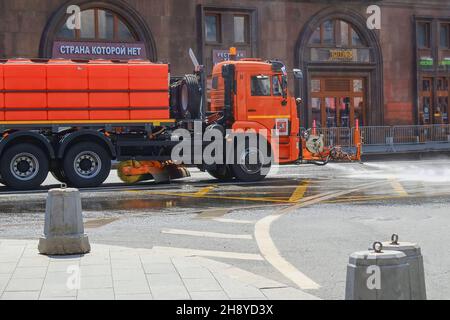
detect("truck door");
top-left (245, 73), bottom-right (292, 161)
top-left (246, 74), bottom-right (290, 132)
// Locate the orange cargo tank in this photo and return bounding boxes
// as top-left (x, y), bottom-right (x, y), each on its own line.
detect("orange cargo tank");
top-left (4, 59), bottom-right (47, 121)
top-left (0, 59), bottom-right (170, 123)
top-left (129, 60), bottom-right (169, 120)
top-left (47, 59), bottom-right (89, 120)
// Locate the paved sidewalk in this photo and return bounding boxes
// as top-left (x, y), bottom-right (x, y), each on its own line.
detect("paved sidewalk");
top-left (0, 239), bottom-right (319, 300)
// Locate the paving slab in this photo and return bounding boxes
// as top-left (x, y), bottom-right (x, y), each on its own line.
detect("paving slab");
top-left (5, 278), bottom-right (44, 292)
top-left (77, 288), bottom-right (115, 300)
top-left (0, 239), bottom-right (320, 300)
top-left (142, 262), bottom-right (177, 274)
top-left (113, 280), bottom-right (151, 295)
top-left (261, 287), bottom-right (320, 300)
top-left (0, 263), bottom-right (17, 274)
top-left (149, 285), bottom-right (191, 300)
top-left (80, 264), bottom-right (111, 276)
top-left (1, 291), bottom-right (40, 300)
top-left (115, 293), bottom-right (153, 300)
top-left (183, 277), bottom-right (223, 292)
top-left (79, 276), bottom-right (113, 290)
top-left (189, 291), bottom-right (229, 300)
top-left (12, 267), bottom-right (47, 279)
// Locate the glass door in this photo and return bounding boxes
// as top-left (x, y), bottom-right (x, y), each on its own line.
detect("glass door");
top-left (310, 77), bottom-right (365, 128)
top-left (436, 77), bottom-right (449, 124)
top-left (419, 77), bottom-right (433, 125)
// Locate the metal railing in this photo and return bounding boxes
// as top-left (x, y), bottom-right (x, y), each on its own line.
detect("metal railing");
top-left (316, 127), bottom-right (353, 147)
top-left (303, 124), bottom-right (450, 147)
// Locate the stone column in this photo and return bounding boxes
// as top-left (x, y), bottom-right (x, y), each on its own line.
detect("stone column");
top-left (38, 187), bottom-right (90, 255)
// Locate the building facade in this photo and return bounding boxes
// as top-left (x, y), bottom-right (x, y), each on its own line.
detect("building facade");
top-left (0, 0), bottom-right (449, 128)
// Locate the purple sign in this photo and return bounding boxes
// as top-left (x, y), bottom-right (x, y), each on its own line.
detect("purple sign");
top-left (52, 41), bottom-right (147, 60)
top-left (213, 49), bottom-right (246, 65)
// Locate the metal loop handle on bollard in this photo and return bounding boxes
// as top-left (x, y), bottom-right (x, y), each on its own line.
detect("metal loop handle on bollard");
top-left (391, 234), bottom-right (399, 245)
top-left (60, 183), bottom-right (67, 189)
top-left (373, 241), bottom-right (383, 253)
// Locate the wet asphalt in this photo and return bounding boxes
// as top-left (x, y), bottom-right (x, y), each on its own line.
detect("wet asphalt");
top-left (1, 159), bottom-right (450, 299)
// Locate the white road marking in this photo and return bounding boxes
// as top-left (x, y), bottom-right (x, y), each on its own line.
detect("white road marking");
top-left (161, 228), bottom-right (252, 240)
top-left (254, 181), bottom-right (388, 290)
top-left (152, 246), bottom-right (263, 261)
top-left (212, 218), bottom-right (255, 224)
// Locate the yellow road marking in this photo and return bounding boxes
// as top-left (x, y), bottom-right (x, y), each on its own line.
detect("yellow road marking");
top-left (194, 185), bottom-right (216, 197)
top-left (147, 191), bottom-right (290, 203)
top-left (389, 178), bottom-right (408, 196)
top-left (289, 180), bottom-right (310, 203)
top-left (325, 194), bottom-right (410, 204)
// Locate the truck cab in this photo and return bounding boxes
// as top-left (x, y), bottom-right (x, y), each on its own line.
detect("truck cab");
top-left (209, 58), bottom-right (300, 165)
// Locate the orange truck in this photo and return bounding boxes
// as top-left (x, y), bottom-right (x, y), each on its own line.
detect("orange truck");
top-left (0, 49), bottom-right (361, 190)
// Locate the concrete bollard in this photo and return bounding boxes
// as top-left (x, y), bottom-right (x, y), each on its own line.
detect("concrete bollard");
top-left (345, 242), bottom-right (411, 300)
top-left (381, 234), bottom-right (426, 300)
top-left (38, 186), bottom-right (90, 255)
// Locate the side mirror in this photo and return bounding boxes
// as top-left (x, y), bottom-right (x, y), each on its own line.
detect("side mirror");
top-left (293, 69), bottom-right (303, 80)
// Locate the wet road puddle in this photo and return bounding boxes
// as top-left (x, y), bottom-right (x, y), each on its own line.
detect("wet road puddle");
top-left (0, 176), bottom-right (449, 214)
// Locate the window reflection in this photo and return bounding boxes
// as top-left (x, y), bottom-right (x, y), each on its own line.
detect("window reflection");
top-left (98, 10), bottom-right (114, 40)
top-left (57, 8), bottom-right (137, 42)
top-left (340, 21), bottom-right (349, 46)
top-left (323, 20), bottom-right (334, 44)
top-left (251, 75), bottom-right (271, 96)
top-left (311, 98), bottom-right (322, 127)
top-left (308, 19), bottom-right (366, 47)
top-left (234, 16), bottom-right (247, 43)
top-left (311, 79), bottom-right (321, 92)
top-left (80, 9), bottom-right (95, 39)
top-left (205, 15), bottom-right (220, 43)
top-left (273, 76), bottom-right (283, 96)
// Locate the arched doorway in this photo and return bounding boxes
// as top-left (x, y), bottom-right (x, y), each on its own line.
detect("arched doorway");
top-left (295, 8), bottom-right (383, 128)
top-left (39, 0), bottom-right (157, 61)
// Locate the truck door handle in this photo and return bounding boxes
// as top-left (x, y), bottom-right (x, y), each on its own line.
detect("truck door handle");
top-left (248, 109), bottom-right (256, 112)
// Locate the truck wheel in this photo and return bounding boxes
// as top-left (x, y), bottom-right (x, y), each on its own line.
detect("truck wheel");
top-left (0, 143), bottom-right (49, 190)
top-left (207, 165), bottom-right (234, 181)
top-left (62, 142), bottom-right (111, 188)
top-left (179, 74), bottom-right (201, 119)
top-left (51, 167), bottom-right (67, 184)
top-left (231, 139), bottom-right (272, 183)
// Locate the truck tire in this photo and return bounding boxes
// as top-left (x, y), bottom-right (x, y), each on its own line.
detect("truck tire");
top-left (51, 166), bottom-right (68, 184)
top-left (231, 138), bottom-right (272, 183)
top-left (62, 142), bottom-right (111, 188)
top-left (0, 143), bottom-right (49, 190)
top-left (207, 165), bottom-right (234, 181)
top-left (179, 74), bottom-right (201, 119)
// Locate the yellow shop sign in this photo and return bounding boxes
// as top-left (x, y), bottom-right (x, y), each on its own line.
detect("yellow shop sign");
top-left (329, 49), bottom-right (354, 61)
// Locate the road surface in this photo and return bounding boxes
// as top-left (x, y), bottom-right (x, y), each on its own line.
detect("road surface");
top-left (1, 159), bottom-right (449, 299)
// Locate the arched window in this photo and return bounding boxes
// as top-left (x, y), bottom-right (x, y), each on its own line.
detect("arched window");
top-left (309, 19), bottom-right (365, 47)
top-left (56, 8), bottom-right (137, 42)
